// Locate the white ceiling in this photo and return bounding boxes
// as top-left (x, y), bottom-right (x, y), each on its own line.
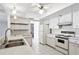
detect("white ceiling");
top-left (0, 3), bottom-right (74, 20)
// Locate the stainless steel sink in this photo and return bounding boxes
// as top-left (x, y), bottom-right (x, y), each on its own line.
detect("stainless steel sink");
top-left (0, 28), bottom-right (26, 49)
top-left (0, 39), bottom-right (26, 49)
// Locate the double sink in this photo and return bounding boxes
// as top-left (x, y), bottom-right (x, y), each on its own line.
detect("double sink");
top-left (0, 39), bottom-right (26, 49)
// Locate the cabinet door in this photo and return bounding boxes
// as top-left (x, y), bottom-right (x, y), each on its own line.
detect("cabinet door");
top-left (47, 37), bottom-right (55, 47)
top-left (73, 6), bottom-right (79, 28)
top-left (47, 37), bottom-right (50, 45)
top-left (76, 44), bottom-right (79, 55)
top-left (69, 43), bottom-right (76, 55)
top-left (59, 13), bottom-right (72, 23)
top-left (24, 37), bottom-right (32, 46)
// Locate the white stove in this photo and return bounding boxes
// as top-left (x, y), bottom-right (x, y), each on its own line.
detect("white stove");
top-left (55, 31), bottom-right (75, 54)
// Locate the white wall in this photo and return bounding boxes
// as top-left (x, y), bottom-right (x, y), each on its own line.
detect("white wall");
top-left (41, 3), bottom-right (73, 19)
top-left (49, 17), bottom-right (58, 29)
top-left (0, 13), bottom-right (7, 37)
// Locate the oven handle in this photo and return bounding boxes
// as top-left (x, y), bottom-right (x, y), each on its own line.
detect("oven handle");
top-left (55, 45), bottom-right (68, 51)
top-left (56, 37), bottom-right (68, 40)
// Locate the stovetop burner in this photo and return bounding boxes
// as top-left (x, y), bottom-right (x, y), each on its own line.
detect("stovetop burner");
top-left (55, 31), bottom-right (75, 39)
top-left (56, 34), bottom-right (72, 37)
top-left (64, 35), bottom-right (72, 37)
top-left (55, 34), bottom-right (73, 39)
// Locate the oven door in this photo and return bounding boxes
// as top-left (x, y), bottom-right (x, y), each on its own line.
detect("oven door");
top-left (56, 38), bottom-right (68, 50)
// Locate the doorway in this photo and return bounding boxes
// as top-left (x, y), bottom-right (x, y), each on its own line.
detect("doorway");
top-left (31, 21), bottom-right (40, 46)
top-left (31, 23), bottom-right (34, 38)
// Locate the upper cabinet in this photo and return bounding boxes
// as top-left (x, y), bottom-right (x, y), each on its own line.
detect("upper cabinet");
top-left (73, 5), bottom-right (79, 28)
top-left (59, 12), bottom-right (72, 23)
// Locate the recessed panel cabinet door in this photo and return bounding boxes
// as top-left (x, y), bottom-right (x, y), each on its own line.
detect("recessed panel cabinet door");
top-left (59, 13), bottom-right (72, 23)
top-left (47, 37), bottom-right (55, 47)
top-left (69, 43), bottom-right (76, 55)
top-left (73, 6), bottom-right (79, 28)
top-left (69, 43), bottom-right (79, 55)
top-left (75, 44), bottom-right (79, 55)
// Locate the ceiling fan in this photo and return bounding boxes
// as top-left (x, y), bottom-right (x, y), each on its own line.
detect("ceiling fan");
top-left (8, 4), bottom-right (17, 19)
top-left (32, 3), bottom-right (49, 14)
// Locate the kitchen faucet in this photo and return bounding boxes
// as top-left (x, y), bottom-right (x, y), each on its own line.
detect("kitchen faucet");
top-left (3, 28), bottom-right (13, 45)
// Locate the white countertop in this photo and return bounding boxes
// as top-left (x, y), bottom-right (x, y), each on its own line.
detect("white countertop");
top-left (47, 34), bottom-right (55, 38)
top-left (69, 37), bottom-right (79, 45)
top-left (8, 35), bottom-right (24, 40)
top-left (0, 45), bottom-right (34, 55)
top-left (8, 35), bottom-right (32, 40)
top-left (0, 35), bottom-right (35, 55)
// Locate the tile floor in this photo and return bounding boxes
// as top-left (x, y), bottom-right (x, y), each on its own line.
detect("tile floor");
top-left (32, 38), bottom-right (63, 55)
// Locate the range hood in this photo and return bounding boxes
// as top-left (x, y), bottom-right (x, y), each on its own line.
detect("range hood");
top-left (58, 22), bottom-right (72, 26)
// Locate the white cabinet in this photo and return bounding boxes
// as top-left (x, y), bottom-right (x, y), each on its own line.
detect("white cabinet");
top-left (69, 42), bottom-right (79, 55)
top-left (75, 44), bottom-right (79, 55)
top-left (73, 6), bottom-right (79, 28)
top-left (69, 43), bottom-right (76, 55)
top-left (24, 35), bottom-right (32, 46)
top-left (59, 13), bottom-right (72, 23)
top-left (47, 36), bottom-right (55, 47)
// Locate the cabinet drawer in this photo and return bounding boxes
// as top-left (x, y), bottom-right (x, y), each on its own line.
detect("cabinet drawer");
top-left (47, 37), bottom-right (55, 47)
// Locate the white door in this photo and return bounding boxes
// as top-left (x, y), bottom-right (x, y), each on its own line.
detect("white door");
top-left (39, 24), bottom-right (44, 44)
top-left (43, 24), bottom-right (49, 44)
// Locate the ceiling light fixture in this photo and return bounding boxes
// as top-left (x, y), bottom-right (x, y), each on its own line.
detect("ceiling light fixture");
top-left (12, 9), bottom-right (16, 15)
top-left (32, 3), bottom-right (41, 8)
top-left (32, 3), bottom-right (47, 14)
top-left (11, 4), bottom-right (17, 19)
top-left (11, 4), bottom-right (16, 15)
top-left (14, 15), bottom-right (17, 19)
top-left (39, 9), bottom-right (44, 14)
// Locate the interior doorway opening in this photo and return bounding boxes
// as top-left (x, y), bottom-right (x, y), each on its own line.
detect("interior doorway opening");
top-left (31, 21), bottom-right (40, 44)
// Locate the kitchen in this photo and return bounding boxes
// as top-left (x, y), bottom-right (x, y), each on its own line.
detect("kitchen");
top-left (0, 3), bottom-right (79, 55)
top-left (39, 3), bottom-right (79, 55)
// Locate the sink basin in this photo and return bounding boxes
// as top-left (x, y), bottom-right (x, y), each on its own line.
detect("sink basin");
top-left (1, 39), bottom-right (26, 49)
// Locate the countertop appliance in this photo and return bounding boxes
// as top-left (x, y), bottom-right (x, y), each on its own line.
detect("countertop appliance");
top-left (55, 31), bottom-right (75, 54)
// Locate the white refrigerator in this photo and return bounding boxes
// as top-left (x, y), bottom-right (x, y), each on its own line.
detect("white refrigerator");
top-left (39, 24), bottom-right (49, 44)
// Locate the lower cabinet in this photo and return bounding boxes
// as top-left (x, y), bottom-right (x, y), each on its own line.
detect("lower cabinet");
top-left (76, 44), bottom-right (79, 55)
top-left (69, 43), bottom-right (76, 55)
top-left (23, 35), bottom-right (32, 46)
top-left (47, 37), bottom-right (55, 48)
top-left (69, 43), bottom-right (79, 55)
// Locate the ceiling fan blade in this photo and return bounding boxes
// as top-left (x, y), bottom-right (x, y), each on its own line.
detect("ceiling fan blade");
top-left (32, 7), bottom-right (40, 11)
top-left (32, 3), bottom-right (41, 8)
top-left (43, 6), bottom-right (48, 9)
